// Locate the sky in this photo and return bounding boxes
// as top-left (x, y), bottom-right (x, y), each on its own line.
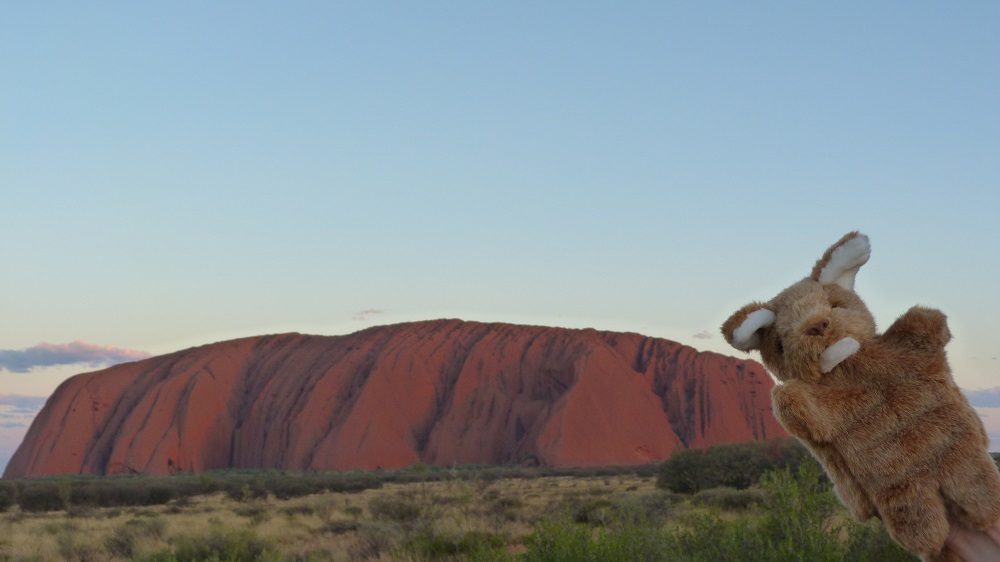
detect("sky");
top-left (2, 2), bottom-right (999, 468)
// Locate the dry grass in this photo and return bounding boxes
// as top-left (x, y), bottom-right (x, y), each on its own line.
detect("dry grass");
top-left (0, 473), bottom-right (664, 561)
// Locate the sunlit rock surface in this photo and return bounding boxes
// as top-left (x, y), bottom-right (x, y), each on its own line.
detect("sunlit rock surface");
top-left (5, 320), bottom-right (784, 478)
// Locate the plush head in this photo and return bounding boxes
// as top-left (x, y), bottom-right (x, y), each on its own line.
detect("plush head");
top-left (721, 232), bottom-right (878, 382)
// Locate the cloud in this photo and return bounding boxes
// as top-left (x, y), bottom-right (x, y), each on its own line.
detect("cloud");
top-left (0, 342), bottom-right (151, 373)
top-left (964, 387), bottom-right (1000, 408)
top-left (0, 395), bottom-right (48, 410)
top-left (692, 331), bottom-right (713, 340)
top-left (353, 309), bottom-right (385, 321)
top-left (0, 396), bottom-right (47, 424)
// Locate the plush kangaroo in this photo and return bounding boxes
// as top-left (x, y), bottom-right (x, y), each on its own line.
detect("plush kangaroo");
top-left (721, 231), bottom-right (1000, 562)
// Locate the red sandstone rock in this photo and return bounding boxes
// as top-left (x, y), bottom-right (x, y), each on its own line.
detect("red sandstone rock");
top-left (4, 320), bottom-right (785, 478)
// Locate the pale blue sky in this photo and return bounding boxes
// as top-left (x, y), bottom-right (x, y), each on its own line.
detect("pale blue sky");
top-left (2, 0), bottom-right (998, 413)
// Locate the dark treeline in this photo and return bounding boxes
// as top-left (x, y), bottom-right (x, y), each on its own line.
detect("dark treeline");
top-left (0, 443), bottom-right (994, 514)
top-left (0, 463), bottom-right (661, 513)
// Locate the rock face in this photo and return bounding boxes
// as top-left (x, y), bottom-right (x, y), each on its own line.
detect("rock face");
top-left (4, 320), bottom-right (785, 478)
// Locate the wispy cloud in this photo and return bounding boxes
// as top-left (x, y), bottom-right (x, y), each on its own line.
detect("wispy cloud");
top-left (0, 422), bottom-right (25, 429)
top-left (0, 342), bottom-right (151, 373)
top-left (353, 309), bottom-right (385, 321)
top-left (964, 387), bottom-right (1000, 408)
top-left (0, 395), bottom-right (48, 410)
top-left (692, 331), bottom-right (713, 340)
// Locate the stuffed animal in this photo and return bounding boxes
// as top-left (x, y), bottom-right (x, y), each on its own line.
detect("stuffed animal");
top-left (720, 231), bottom-right (1000, 562)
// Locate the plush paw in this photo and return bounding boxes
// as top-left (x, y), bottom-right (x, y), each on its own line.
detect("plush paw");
top-left (886, 306), bottom-right (952, 348)
top-left (773, 382), bottom-right (838, 442)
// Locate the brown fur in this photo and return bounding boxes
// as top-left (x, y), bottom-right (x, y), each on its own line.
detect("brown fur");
top-left (721, 232), bottom-right (1000, 562)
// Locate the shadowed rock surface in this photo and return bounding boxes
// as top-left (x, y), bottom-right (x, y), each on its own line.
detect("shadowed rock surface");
top-left (5, 320), bottom-right (785, 478)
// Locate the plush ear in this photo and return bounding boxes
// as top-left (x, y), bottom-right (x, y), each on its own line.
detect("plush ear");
top-left (721, 302), bottom-right (776, 351)
top-left (811, 231), bottom-right (871, 290)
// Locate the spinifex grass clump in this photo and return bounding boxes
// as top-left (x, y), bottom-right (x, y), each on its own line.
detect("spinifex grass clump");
top-left (514, 461), bottom-right (916, 562)
top-left (141, 529), bottom-right (279, 562)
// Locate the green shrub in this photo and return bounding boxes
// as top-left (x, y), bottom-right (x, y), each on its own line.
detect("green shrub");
top-left (348, 521), bottom-right (404, 560)
top-left (843, 519), bottom-right (918, 561)
top-left (572, 498), bottom-right (615, 526)
top-left (520, 460), bottom-right (917, 562)
top-left (223, 477), bottom-right (269, 502)
top-left (658, 438), bottom-right (809, 493)
top-left (404, 529), bottom-right (506, 560)
top-left (691, 487), bottom-right (764, 510)
top-left (753, 461), bottom-right (843, 561)
top-left (18, 482), bottom-right (64, 512)
top-left (165, 529), bottom-right (278, 562)
top-left (126, 516), bottom-right (167, 539)
top-left (234, 502), bottom-right (272, 525)
top-left (265, 475), bottom-right (322, 500)
top-left (105, 525), bottom-right (139, 559)
top-left (563, 493), bottom-right (667, 529)
top-left (56, 532), bottom-right (102, 562)
top-left (322, 519), bottom-right (360, 534)
top-left (521, 518), bottom-right (671, 562)
top-left (369, 494), bottom-right (424, 524)
top-left (0, 489), bottom-right (13, 512)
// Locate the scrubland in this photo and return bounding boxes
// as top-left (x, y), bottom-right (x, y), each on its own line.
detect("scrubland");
top-left (4, 443), bottom-right (993, 561)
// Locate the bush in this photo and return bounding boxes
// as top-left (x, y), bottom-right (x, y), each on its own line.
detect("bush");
top-left (369, 495), bottom-right (424, 524)
top-left (234, 502), bottom-right (272, 525)
top-left (520, 460), bottom-right (917, 562)
top-left (56, 531), bottom-right (102, 562)
top-left (404, 529), bottom-right (506, 559)
top-left (563, 493), bottom-right (667, 529)
top-left (105, 525), bottom-right (139, 559)
top-left (161, 529), bottom-right (278, 562)
top-left (691, 487), bottom-right (764, 510)
top-left (521, 518), bottom-right (671, 562)
top-left (223, 477), bottom-right (269, 502)
top-left (844, 519), bottom-right (918, 562)
top-left (18, 482), bottom-right (64, 512)
top-left (0, 481), bottom-right (17, 513)
top-left (658, 438), bottom-right (810, 494)
top-left (348, 521), bottom-right (404, 560)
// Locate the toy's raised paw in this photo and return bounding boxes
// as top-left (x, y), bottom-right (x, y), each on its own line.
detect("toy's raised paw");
top-left (885, 306), bottom-right (952, 348)
top-left (772, 383), bottom-right (821, 438)
top-left (772, 382), bottom-right (838, 442)
top-left (772, 385), bottom-right (809, 438)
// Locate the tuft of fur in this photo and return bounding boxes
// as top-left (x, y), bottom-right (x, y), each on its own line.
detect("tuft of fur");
top-left (721, 232), bottom-right (1000, 562)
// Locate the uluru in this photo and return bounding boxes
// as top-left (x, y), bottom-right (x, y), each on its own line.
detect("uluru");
top-left (4, 320), bottom-right (785, 479)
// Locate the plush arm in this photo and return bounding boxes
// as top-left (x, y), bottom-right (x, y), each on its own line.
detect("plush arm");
top-left (773, 386), bottom-right (876, 520)
top-left (881, 306), bottom-right (951, 350)
top-left (772, 380), bottom-right (880, 443)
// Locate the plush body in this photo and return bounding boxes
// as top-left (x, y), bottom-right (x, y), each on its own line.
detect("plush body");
top-left (721, 232), bottom-right (1000, 562)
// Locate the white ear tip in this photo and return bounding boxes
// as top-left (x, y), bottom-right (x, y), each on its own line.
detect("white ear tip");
top-left (732, 309), bottom-right (776, 351)
top-left (818, 234), bottom-right (871, 289)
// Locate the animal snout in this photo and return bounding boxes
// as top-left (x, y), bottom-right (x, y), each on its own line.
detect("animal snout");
top-left (806, 320), bottom-right (829, 336)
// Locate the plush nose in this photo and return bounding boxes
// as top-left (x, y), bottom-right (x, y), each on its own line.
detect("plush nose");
top-left (806, 320), bottom-right (829, 336)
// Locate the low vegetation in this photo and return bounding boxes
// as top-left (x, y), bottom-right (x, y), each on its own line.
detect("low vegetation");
top-left (0, 440), bottom-right (941, 561)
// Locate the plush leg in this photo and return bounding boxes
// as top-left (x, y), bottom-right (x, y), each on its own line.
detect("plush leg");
top-left (940, 454), bottom-right (1000, 530)
top-left (879, 482), bottom-right (950, 561)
